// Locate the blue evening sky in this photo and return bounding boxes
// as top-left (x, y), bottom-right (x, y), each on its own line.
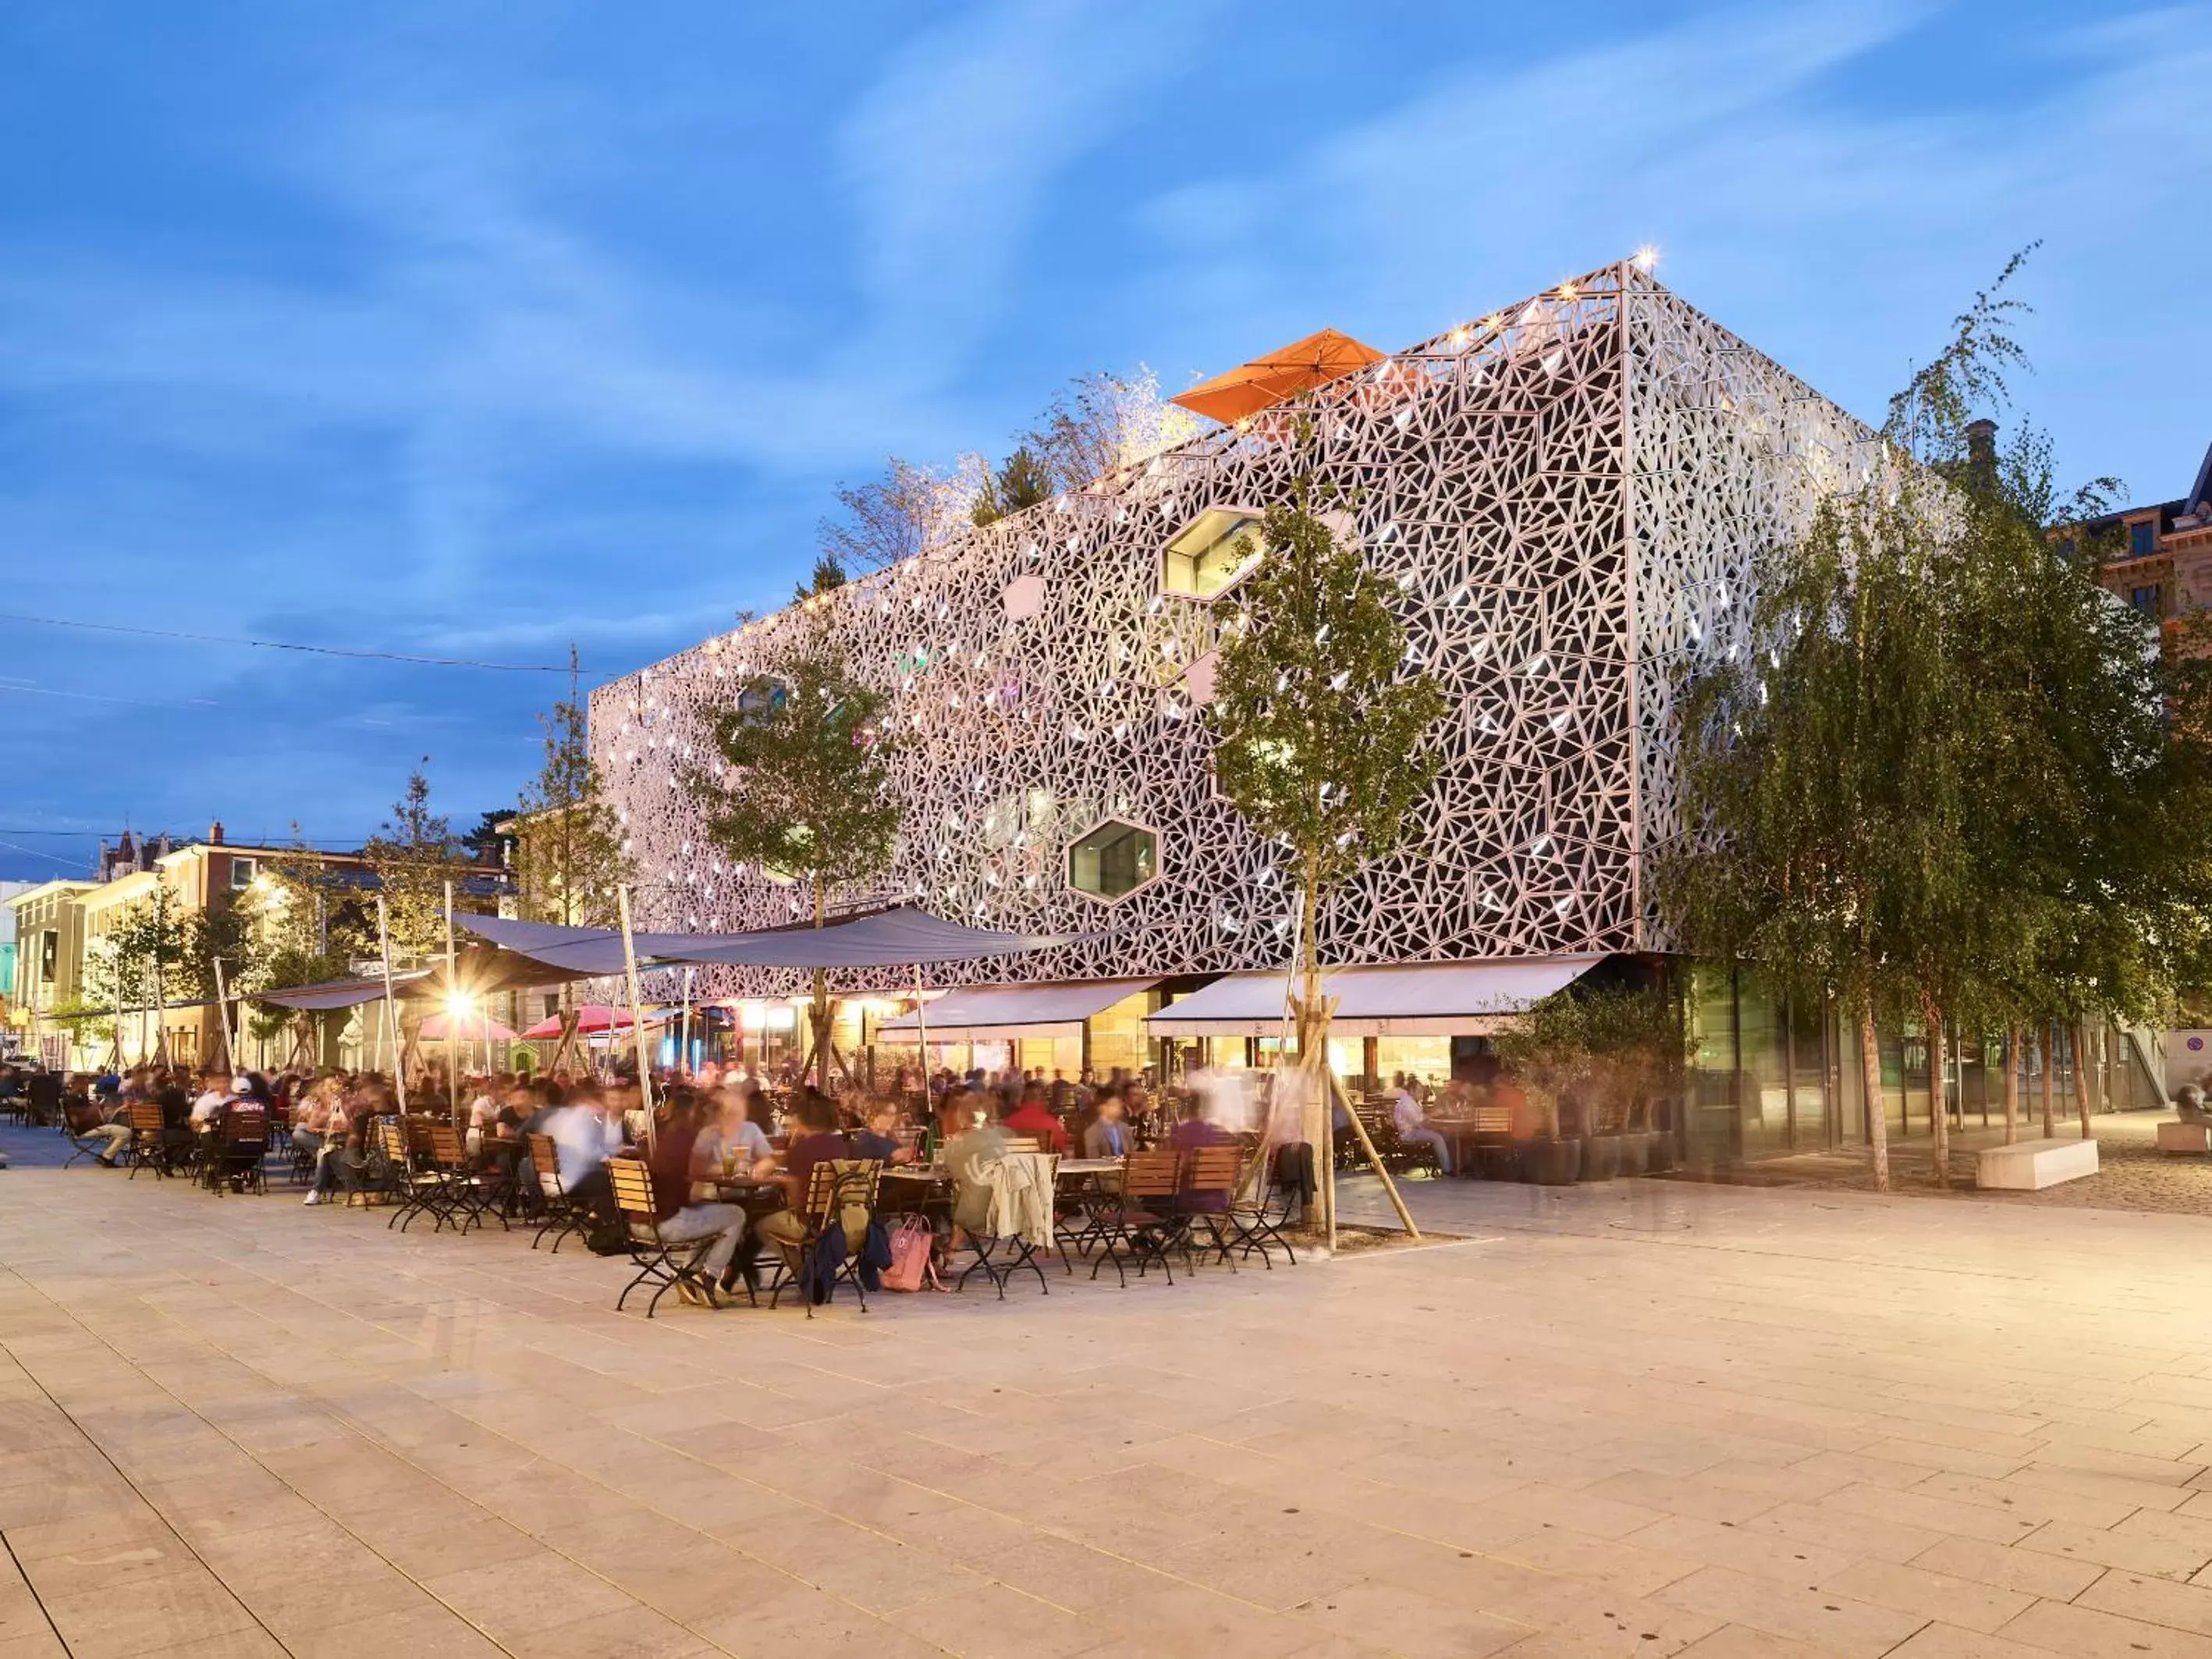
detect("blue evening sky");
top-left (2, 1), bottom-right (2207, 880)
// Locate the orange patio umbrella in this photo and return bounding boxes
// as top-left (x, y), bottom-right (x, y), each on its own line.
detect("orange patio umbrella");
top-left (1170, 327), bottom-right (1387, 425)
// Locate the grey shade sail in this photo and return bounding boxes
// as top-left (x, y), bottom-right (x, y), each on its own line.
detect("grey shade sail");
top-left (877, 979), bottom-right (1159, 1043)
top-left (253, 970), bottom-right (435, 1011)
top-left (456, 905), bottom-right (1081, 972)
top-left (1145, 957), bottom-right (1607, 1038)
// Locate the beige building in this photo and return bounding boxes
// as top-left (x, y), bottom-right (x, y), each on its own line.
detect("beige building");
top-left (6, 826), bottom-right (375, 1071)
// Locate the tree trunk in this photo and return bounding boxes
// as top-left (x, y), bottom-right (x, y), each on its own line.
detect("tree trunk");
top-left (2077, 1019), bottom-right (2096, 1140)
top-left (1297, 872), bottom-right (1326, 1231)
top-left (2002, 1025), bottom-right (2020, 1145)
top-left (1859, 1005), bottom-right (1890, 1192)
top-left (811, 886), bottom-right (833, 1096)
top-left (1924, 1001), bottom-right (1949, 1188)
top-left (2039, 1025), bottom-right (2055, 1139)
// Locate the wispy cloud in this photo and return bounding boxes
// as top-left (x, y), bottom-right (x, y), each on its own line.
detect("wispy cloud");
top-left (1134, 1), bottom-right (2212, 488)
top-left (835, 0), bottom-right (1223, 376)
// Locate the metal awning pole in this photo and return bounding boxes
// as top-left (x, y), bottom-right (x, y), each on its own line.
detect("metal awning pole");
top-left (617, 884), bottom-right (655, 1144)
top-left (914, 962), bottom-right (929, 1110)
top-left (679, 967), bottom-right (694, 1079)
top-left (376, 893), bottom-right (407, 1113)
top-left (443, 879), bottom-right (461, 1125)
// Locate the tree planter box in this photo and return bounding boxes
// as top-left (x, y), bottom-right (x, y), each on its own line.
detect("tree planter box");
top-left (1976, 1138), bottom-right (2098, 1190)
top-left (2156, 1121), bottom-right (2210, 1156)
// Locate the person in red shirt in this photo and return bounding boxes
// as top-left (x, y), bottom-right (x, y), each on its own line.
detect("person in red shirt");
top-left (1000, 1082), bottom-right (1070, 1153)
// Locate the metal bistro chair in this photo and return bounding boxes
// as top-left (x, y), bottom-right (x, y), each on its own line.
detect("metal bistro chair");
top-left (608, 1155), bottom-right (720, 1318)
top-left (426, 1121), bottom-right (507, 1234)
top-left (1085, 1149), bottom-right (1184, 1287)
top-left (125, 1101), bottom-right (176, 1179)
top-left (958, 1151), bottom-right (1059, 1299)
top-left (204, 1107), bottom-right (271, 1195)
top-left (765, 1160), bottom-right (883, 1318)
top-left (378, 1117), bottom-right (453, 1230)
top-left (1222, 1143), bottom-right (1303, 1268)
top-left (1172, 1145), bottom-right (1245, 1272)
top-left (525, 1132), bottom-right (591, 1252)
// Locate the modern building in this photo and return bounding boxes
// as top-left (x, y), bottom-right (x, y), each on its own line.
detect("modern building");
top-left (595, 259), bottom-right (2161, 1161)
top-left (2068, 439), bottom-right (2212, 624)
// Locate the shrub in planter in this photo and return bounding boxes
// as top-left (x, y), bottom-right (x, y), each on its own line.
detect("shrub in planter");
top-left (1519, 1137), bottom-right (1582, 1185)
top-left (1578, 1134), bottom-right (1622, 1181)
top-left (1615, 1129), bottom-right (1652, 1177)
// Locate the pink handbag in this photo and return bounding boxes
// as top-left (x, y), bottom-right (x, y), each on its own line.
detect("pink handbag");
top-left (880, 1217), bottom-right (943, 1291)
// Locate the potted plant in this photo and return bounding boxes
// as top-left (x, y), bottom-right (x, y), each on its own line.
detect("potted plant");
top-left (1493, 984), bottom-right (1687, 1183)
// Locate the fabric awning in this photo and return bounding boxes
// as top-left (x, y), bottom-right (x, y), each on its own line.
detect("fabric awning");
top-left (879, 978), bottom-right (1159, 1043)
top-left (1145, 957), bottom-right (1606, 1038)
top-left (457, 905), bottom-right (1081, 972)
top-left (254, 971), bottom-right (433, 1012)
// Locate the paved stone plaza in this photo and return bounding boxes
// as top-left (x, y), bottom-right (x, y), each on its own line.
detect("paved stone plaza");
top-left (5, 1126), bottom-right (2212, 1658)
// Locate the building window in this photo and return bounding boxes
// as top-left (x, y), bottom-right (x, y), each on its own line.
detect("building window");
top-left (1067, 819), bottom-right (1160, 904)
top-left (39, 930), bottom-right (57, 982)
top-left (2131, 584), bottom-right (2162, 618)
top-left (2131, 520), bottom-right (2157, 557)
top-left (229, 856), bottom-right (257, 890)
top-left (1163, 507), bottom-right (1265, 601)
top-left (2055, 535), bottom-right (2078, 560)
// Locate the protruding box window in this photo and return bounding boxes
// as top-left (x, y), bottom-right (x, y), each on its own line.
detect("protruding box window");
top-left (1067, 819), bottom-right (1160, 904)
top-left (1163, 507), bottom-right (1264, 601)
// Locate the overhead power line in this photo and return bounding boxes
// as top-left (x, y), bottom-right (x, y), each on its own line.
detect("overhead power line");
top-left (0, 613), bottom-right (583, 673)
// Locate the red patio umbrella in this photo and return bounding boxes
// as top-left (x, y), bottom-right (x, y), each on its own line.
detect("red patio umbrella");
top-left (520, 1003), bottom-right (654, 1040)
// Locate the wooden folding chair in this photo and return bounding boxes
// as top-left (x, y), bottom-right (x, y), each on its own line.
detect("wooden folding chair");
top-left (1173, 1145), bottom-right (1244, 1272)
top-left (379, 1116), bottom-right (451, 1230)
top-left (958, 1152), bottom-right (1058, 1299)
top-left (608, 1155), bottom-right (717, 1317)
top-left (125, 1101), bottom-right (175, 1178)
top-left (426, 1121), bottom-right (506, 1233)
top-left (1085, 1149), bottom-right (1184, 1287)
top-left (765, 1160), bottom-right (882, 1318)
top-left (526, 1131), bottom-right (590, 1252)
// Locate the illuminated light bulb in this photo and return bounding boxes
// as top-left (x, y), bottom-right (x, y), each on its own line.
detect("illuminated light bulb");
top-left (1632, 245), bottom-right (1660, 273)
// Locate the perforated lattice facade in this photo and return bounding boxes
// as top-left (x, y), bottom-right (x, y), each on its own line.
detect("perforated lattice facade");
top-left (594, 262), bottom-right (1876, 998)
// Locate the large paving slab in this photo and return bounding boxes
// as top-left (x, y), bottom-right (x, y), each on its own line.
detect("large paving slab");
top-left (4, 1121), bottom-right (2212, 1657)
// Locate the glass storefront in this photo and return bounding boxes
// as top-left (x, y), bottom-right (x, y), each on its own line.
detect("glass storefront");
top-left (1679, 960), bottom-right (2161, 1160)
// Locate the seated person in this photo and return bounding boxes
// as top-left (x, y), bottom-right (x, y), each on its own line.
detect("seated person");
top-left (1000, 1083), bottom-right (1069, 1153)
top-left (542, 1090), bottom-right (627, 1220)
top-left (937, 1089), bottom-right (1009, 1247)
top-left (1081, 1091), bottom-right (1133, 1159)
top-left (1169, 1096), bottom-right (1235, 1151)
top-left (701, 1085), bottom-right (776, 1174)
top-left (850, 1101), bottom-right (915, 1166)
top-left (67, 1095), bottom-right (134, 1166)
top-left (1393, 1074), bottom-right (1453, 1174)
top-left (644, 1092), bottom-right (749, 1307)
top-left (748, 1089), bottom-right (858, 1287)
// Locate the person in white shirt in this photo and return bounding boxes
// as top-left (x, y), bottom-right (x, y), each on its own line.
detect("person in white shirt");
top-left (1391, 1075), bottom-right (1452, 1174)
top-left (189, 1075), bottom-right (228, 1128)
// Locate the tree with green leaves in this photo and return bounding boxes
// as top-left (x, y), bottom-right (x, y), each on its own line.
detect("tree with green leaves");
top-left (1210, 465), bottom-right (1448, 1233)
top-left (970, 446), bottom-right (1054, 527)
top-left (514, 649), bottom-right (633, 934)
top-left (1661, 253), bottom-right (2212, 1188)
top-left (687, 609), bottom-right (902, 1091)
top-left (243, 825), bottom-right (371, 1064)
top-left (362, 758), bottom-right (458, 964)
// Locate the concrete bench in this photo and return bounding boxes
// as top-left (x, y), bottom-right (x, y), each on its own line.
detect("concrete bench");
top-left (2157, 1121), bottom-right (2210, 1156)
top-left (1976, 1137), bottom-right (2099, 1191)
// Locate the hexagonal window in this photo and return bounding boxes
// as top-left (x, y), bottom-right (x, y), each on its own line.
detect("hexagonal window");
top-left (1067, 818), bottom-right (1161, 904)
top-left (1163, 506), bottom-right (1266, 602)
